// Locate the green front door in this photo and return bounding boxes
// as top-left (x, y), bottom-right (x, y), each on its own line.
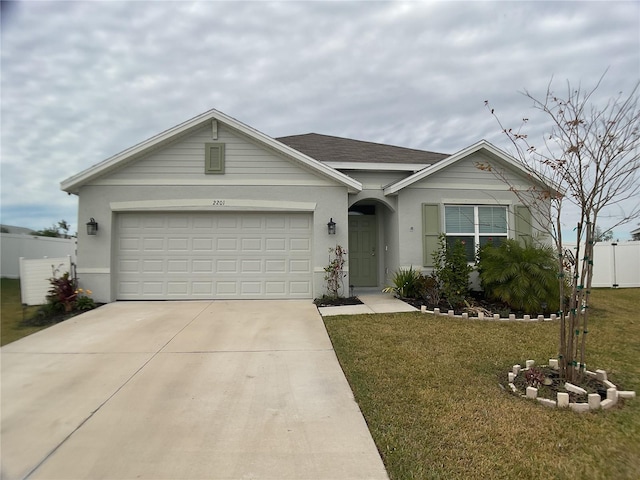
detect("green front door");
top-left (348, 215), bottom-right (378, 287)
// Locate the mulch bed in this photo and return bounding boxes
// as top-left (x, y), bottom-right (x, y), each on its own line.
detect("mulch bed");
top-left (313, 296), bottom-right (363, 307)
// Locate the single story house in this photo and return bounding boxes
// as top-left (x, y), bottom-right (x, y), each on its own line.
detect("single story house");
top-left (61, 109), bottom-right (549, 303)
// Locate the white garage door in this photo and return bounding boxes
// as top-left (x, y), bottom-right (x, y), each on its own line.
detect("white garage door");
top-left (115, 212), bottom-right (313, 300)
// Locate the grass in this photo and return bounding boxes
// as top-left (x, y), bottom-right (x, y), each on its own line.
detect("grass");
top-left (324, 288), bottom-right (640, 480)
top-left (1, 277), bottom-right (46, 346)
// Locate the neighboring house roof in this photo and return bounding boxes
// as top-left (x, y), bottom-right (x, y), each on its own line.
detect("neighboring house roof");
top-left (277, 133), bottom-right (449, 166)
top-left (384, 139), bottom-right (561, 195)
top-left (0, 224), bottom-right (36, 235)
top-left (61, 109), bottom-right (362, 194)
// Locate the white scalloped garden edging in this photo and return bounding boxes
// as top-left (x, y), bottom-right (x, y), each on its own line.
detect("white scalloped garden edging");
top-left (420, 306), bottom-right (558, 322)
top-left (507, 360), bottom-right (636, 412)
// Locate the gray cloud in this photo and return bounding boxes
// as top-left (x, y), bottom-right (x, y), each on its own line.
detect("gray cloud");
top-left (1, 0), bottom-right (638, 236)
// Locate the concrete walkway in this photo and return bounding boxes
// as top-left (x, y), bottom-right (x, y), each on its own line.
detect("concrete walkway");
top-left (1, 301), bottom-right (389, 480)
top-left (318, 290), bottom-right (418, 317)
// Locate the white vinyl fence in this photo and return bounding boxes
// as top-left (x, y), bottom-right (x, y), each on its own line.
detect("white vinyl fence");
top-left (1, 233), bottom-right (76, 278)
top-left (564, 241), bottom-right (640, 288)
top-left (19, 256), bottom-right (73, 305)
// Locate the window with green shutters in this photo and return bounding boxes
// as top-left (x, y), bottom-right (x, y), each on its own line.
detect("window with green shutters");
top-left (423, 204), bottom-right (532, 265)
top-left (205, 143), bottom-right (225, 174)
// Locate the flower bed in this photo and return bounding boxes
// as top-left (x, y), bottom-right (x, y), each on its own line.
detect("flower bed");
top-left (506, 359), bottom-right (636, 412)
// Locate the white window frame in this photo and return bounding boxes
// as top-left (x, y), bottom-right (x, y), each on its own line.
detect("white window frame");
top-left (444, 205), bottom-right (508, 261)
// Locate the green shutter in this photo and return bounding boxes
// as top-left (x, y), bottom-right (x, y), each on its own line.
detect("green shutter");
top-left (515, 205), bottom-right (532, 245)
top-left (205, 143), bottom-right (225, 174)
top-left (422, 204), bottom-right (441, 267)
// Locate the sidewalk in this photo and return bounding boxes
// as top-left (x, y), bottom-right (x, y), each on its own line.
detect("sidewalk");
top-left (318, 289), bottom-right (417, 316)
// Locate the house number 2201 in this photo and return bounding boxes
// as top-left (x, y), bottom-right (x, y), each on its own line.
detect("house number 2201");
top-left (212, 200), bottom-right (226, 206)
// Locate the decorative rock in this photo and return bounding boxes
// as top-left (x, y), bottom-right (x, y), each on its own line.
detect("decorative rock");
top-left (462, 312), bottom-right (468, 319)
top-left (477, 312), bottom-right (484, 320)
top-left (433, 308), bottom-right (440, 315)
top-left (607, 388), bottom-right (618, 404)
top-left (549, 359), bottom-right (559, 370)
top-left (493, 314), bottom-right (500, 320)
top-left (524, 314), bottom-right (531, 321)
top-left (421, 305), bottom-right (427, 313)
top-left (526, 360), bottom-right (535, 368)
top-left (509, 314), bottom-right (516, 321)
top-left (537, 315), bottom-right (544, 321)
top-left (565, 382), bottom-right (587, 396)
top-left (509, 383), bottom-right (518, 393)
top-left (526, 386), bottom-right (538, 399)
top-left (603, 380), bottom-right (617, 390)
top-left (596, 369), bottom-right (608, 382)
top-left (508, 372), bottom-right (516, 383)
top-left (585, 370), bottom-right (597, 378)
top-left (557, 392), bottom-right (569, 407)
top-left (513, 364), bottom-right (521, 375)
top-left (537, 398), bottom-right (556, 408)
top-left (448, 310), bottom-right (454, 317)
top-left (600, 398), bottom-right (614, 409)
top-left (619, 391), bottom-right (637, 399)
top-left (569, 402), bottom-right (590, 413)
top-left (588, 393), bottom-right (601, 410)
top-left (551, 314), bottom-right (557, 321)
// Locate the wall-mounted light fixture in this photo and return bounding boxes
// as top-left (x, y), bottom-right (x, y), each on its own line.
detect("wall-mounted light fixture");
top-left (86, 218), bottom-right (99, 236)
top-left (327, 218), bottom-right (336, 235)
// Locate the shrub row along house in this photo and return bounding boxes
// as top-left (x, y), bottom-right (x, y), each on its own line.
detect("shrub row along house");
top-left (61, 109), bottom-right (551, 303)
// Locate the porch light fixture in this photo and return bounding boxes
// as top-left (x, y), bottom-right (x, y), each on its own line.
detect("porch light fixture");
top-left (327, 218), bottom-right (336, 235)
top-left (86, 218), bottom-right (99, 236)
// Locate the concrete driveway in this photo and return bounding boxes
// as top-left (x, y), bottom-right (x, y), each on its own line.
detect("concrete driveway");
top-left (1, 301), bottom-right (388, 480)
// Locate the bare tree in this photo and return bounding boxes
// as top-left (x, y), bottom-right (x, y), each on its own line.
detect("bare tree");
top-left (482, 74), bottom-right (640, 381)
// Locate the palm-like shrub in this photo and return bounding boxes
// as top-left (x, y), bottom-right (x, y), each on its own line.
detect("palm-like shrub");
top-left (477, 240), bottom-right (559, 313)
top-left (383, 266), bottom-right (422, 298)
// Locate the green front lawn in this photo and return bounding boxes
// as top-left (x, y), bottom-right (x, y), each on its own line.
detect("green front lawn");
top-left (324, 288), bottom-right (640, 480)
top-left (1, 278), bottom-right (45, 346)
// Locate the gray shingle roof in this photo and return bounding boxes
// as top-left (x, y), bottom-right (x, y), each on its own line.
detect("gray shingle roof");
top-left (276, 133), bottom-right (449, 165)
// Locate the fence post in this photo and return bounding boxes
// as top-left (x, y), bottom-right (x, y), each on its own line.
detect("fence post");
top-left (611, 243), bottom-right (618, 288)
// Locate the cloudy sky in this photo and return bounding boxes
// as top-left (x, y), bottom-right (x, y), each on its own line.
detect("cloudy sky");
top-left (1, 0), bottom-right (639, 239)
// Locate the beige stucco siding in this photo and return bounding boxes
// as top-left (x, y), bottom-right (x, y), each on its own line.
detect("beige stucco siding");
top-left (94, 124), bottom-right (333, 185)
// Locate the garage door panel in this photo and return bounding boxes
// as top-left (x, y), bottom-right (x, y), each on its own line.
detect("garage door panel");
top-left (241, 238), bottom-right (262, 251)
top-left (241, 260), bottom-right (262, 273)
top-left (142, 259), bottom-right (163, 273)
top-left (167, 259), bottom-right (188, 273)
top-left (265, 238), bottom-right (286, 251)
top-left (167, 238), bottom-right (189, 251)
top-left (116, 212), bottom-right (312, 300)
top-left (216, 259), bottom-right (237, 273)
top-left (265, 260), bottom-right (286, 273)
top-left (143, 238), bottom-right (164, 251)
top-left (290, 238), bottom-right (311, 252)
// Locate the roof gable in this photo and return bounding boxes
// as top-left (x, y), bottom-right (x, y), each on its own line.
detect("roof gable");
top-left (383, 140), bottom-right (557, 195)
top-left (61, 110), bottom-right (362, 194)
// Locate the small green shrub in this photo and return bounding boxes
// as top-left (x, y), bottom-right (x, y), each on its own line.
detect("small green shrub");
top-left (75, 288), bottom-right (96, 311)
top-left (383, 266), bottom-right (422, 298)
top-left (477, 239), bottom-right (559, 313)
top-left (432, 234), bottom-right (473, 309)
